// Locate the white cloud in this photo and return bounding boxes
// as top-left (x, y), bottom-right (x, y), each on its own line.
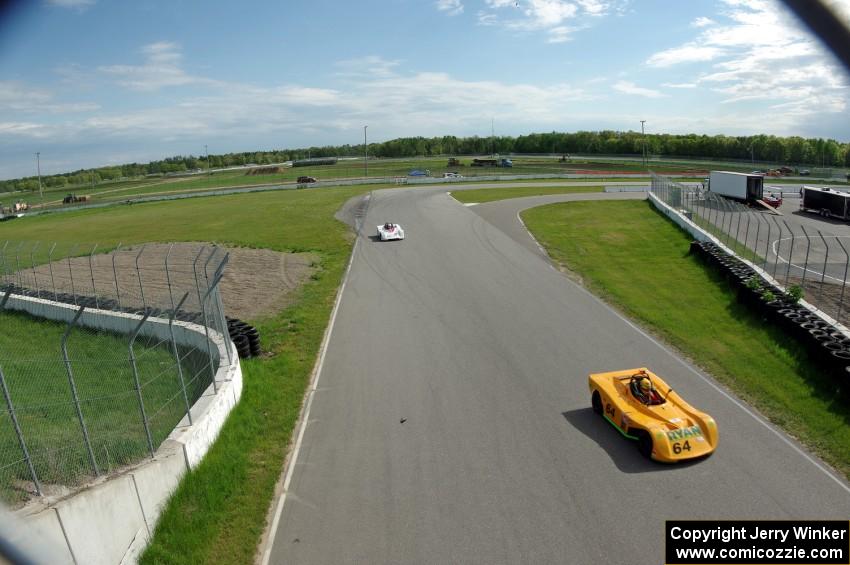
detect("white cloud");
top-left (662, 82), bottom-right (697, 88)
top-left (99, 41), bottom-right (218, 91)
top-left (0, 81), bottom-right (99, 114)
top-left (644, 0), bottom-right (849, 131)
top-left (646, 45), bottom-right (724, 67)
top-left (436, 0), bottom-right (464, 15)
top-left (0, 57), bottom-right (593, 149)
top-left (335, 56), bottom-right (401, 78)
top-left (691, 16), bottom-right (715, 27)
top-left (547, 26), bottom-right (575, 42)
top-left (478, 0), bottom-right (625, 37)
top-left (612, 80), bottom-right (667, 98)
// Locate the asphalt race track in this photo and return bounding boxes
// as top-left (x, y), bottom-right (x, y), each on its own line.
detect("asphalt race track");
top-left (268, 186), bottom-right (850, 564)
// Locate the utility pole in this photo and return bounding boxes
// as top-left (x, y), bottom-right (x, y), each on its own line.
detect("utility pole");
top-left (36, 152), bottom-right (43, 207)
top-left (640, 120), bottom-right (647, 168)
top-left (491, 117), bottom-right (495, 156)
top-left (205, 144), bottom-right (211, 178)
top-left (364, 125), bottom-right (368, 178)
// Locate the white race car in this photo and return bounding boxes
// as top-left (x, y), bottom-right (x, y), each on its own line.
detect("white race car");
top-left (377, 222), bottom-right (405, 241)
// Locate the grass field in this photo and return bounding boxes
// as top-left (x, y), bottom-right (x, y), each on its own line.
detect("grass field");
top-left (6, 155), bottom-right (707, 211)
top-left (0, 309), bottom-right (207, 506)
top-left (521, 200), bottom-right (850, 479)
top-left (0, 184), bottom-right (373, 563)
top-left (450, 185), bottom-right (604, 204)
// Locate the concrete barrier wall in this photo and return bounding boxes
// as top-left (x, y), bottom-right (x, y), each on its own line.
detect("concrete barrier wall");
top-left (9, 294), bottom-right (242, 565)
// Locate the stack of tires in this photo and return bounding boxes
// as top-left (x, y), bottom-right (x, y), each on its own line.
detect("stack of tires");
top-left (691, 240), bottom-right (850, 384)
top-left (227, 318), bottom-right (261, 359)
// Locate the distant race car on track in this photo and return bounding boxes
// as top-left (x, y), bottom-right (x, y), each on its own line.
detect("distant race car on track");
top-left (588, 367), bottom-right (718, 462)
top-left (377, 222), bottom-right (405, 241)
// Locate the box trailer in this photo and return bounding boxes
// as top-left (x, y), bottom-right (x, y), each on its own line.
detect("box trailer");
top-left (800, 186), bottom-right (850, 219)
top-left (708, 171), bottom-right (764, 202)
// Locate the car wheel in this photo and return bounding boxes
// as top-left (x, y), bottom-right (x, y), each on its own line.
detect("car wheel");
top-left (591, 391), bottom-right (602, 415)
top-left (636, 430), bottom-right (653, 459)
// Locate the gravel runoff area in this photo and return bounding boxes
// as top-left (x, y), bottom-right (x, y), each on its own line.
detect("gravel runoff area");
top-left (12, 243), bottom-right (316, 322)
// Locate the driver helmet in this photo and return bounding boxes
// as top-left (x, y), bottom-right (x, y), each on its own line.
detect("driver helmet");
top-left (639, 378), bottom-right (652, 393)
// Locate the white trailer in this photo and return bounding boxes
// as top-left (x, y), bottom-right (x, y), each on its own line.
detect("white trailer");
top-left (800, 186), bottom-right (850, 220)
top-left (708, 171), bottom-right (764, 203)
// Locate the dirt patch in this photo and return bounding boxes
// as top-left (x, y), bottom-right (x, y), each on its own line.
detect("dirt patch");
top-left (16, 243), bottom-right (316, 323)
top-left (245, 167), bottom-right (282, 176)
top-left (219, 247), bottom-right (316, 321)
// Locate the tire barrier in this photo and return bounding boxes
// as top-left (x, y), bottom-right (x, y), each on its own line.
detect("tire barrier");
top-left (691, 240), bottom-right (850, 385)
top-left (227, 317), bottom-right (261, 359)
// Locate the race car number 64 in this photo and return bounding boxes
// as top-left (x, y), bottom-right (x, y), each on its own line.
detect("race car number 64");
top-left (672, 441), bottom-right (691, 454)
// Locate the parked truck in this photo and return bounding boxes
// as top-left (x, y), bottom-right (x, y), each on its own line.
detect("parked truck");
top-left (800, 186), bottom-right (850, 220)
top-left (707, 171), bottom-right (764, 203)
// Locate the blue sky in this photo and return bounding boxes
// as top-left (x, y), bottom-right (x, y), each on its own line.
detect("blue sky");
top-left (0, 0), bottom-right (848, 179)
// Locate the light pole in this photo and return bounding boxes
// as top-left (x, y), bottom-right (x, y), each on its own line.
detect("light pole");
top-left (640, 120), bottom-right (647, 168)
top-left (364, 126), bottom-right (368, 178)
top-left (36, 152), bottom-right (43, 207)
top-left (205, 144), bottom-right (211, 178)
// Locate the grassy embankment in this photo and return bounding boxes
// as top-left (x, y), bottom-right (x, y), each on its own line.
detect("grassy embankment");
top-left (450, 185), bottom-right (604, 204)
top-left (0, 184), bottom-right (372, 563)
top-left (522, 200), bottom-right (850, 478)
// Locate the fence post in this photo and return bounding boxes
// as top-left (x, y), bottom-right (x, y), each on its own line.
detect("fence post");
top-left (88, 244), bottom-right (99, 309)
top-left (799, 224), bottom-right (812, 287)
top-left (47, 243), bottom-right (57, 301)
top-left (834, 237), bottom-right (849, 325)
top-left (0, 241), bottom-right (8, 287)
top-left (192, 246), bottom-right (207, 316)
top-left (61, 306), bottom-right (99, 477)
top-left (760, 216), bottom-right (770, 270)
top-left (13, 242), bottom-right (23, 290)
top-left (135, 245), bottom-right (147, 312)
top-left (129, 311), bottom-right (156, 458)
top-left (200, 256), bottom-right (229, 394)
top-left (743, 211), bottom-right (752, 257)
top-left (783, 220), bottom-right (796, 286)
top-left (112, 242), bottom-right (122, 310)
top-left (733, 203), bottom-right (743, 250)
top-left (29, 242), bottom-right (40, 299)
top-left (212, 254), bottom-right (232, 365)
top-left (0, 366), bottom-right (41, 497)
top-left (723, 199), bottom-right (734, 248)
top-left (67, 244), bottom-right (78, 305)
top-left (817, 230), bottom-right (829, 310)
top-left (164, 243), bottom-right (176, 314)
top-left (170, 293), bottom-right (193, 426)
top-left (770, 216), bottom-right (783, 280)
top-left (752, 215), bottom-right (761, 264)
top-left (202, 247), bottom-right (220, 313)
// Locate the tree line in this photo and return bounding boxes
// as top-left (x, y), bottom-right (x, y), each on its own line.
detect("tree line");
top-left (2, 130), bottom-right (849, 193)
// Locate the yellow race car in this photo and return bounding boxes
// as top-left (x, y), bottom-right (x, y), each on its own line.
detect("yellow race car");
top-left (588, 367), bottom-right (718, 462)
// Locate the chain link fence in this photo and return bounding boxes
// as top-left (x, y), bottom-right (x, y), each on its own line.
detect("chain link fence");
top-left (0, 241), bottom-right (230, 507)
top-left (651, 173), bottom-right (850, 326)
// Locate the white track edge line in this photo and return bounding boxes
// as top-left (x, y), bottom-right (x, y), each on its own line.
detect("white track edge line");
top-left (260, 207), bottom-right (365, 565)
top-left (515, 200), bottom-right (850, 495)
